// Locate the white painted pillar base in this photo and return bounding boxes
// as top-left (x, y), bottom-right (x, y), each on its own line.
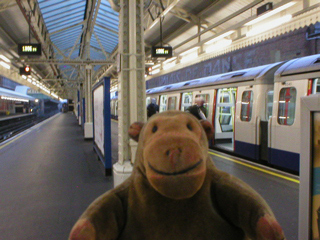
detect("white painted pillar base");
top-left (84, 122), bottom-right (93, 139)
top-left (129, 139), bottom-right (138, 164)
top-left (78, 116), bottom-right (82, 126)
top-left (113, 161), bottom-right (133, 187)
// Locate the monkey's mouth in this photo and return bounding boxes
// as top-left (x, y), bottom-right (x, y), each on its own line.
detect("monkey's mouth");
top-left (148, 159), bottom-right (203, 176)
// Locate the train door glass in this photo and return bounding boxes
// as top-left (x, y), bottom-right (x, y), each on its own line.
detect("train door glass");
top-left (215, 88), bottom-right (237, 150)
top-left (312, 78), bottom-right (320, 93)
top-left (159, 95), bottom-right (167, 112)
top-left (266, 91), bottom-right (273, 120)
top-left (168, 96), bottom-right (177, 110)
top-left (181, 92), bottom-right (192, 112)
top-left (240, 91), bottom-right (253, 121)
top-left (146, 97), bottom-right (151, 106)
top-left (278, 87), bottom-right (296, 125)
top-left (195, 94), bottom-right (210, 118)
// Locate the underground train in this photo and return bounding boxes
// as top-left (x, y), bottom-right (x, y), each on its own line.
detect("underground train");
top-left (111, 53), bottom-right (320, 174)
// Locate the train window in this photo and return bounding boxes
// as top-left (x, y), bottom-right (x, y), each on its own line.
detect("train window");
top-left (195, 94), bottom-right (210, 118)
top-left (159, 95), bottom-right (167, 112)
top-left (266, 91), bottom-right (273, 120)
top-left (278, 87), bottom-right (296, 126)
top-left (240, 91), bottom-right (253, 122)
top-left (181, 92), bottom-right (193, 111)
top-left (168, 97), bottom-right (177, 110)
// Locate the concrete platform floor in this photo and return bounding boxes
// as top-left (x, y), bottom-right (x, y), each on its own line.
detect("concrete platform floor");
top-left (0, 113), bottom-right (299, 239)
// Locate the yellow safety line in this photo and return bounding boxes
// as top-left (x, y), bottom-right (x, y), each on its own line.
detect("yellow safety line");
top-left (0, 131), bottom-right (29, 150)
top-left (209, 151), bottom-right (300, 184)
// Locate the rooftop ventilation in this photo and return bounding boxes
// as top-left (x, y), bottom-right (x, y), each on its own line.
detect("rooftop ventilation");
top-left (314, 58), bottom-right (320, 64)
top-left (231, 72), bottom-right (246, 78)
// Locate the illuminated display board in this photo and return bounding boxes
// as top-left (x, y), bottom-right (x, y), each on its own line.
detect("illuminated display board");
top-left (18, 43), bottom-right (42, 56)
top-left (151, 46), bottom-right (173, 58)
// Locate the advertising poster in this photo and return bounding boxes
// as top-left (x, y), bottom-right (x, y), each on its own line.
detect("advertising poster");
top-left (312, 112), bottom-right (320, 240)
top-left (93, 85), bottom-right (104, 155)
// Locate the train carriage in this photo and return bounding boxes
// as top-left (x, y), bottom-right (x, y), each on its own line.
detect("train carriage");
top-left (111, 53), bottom-right (320, 173)
top-left (146, 62), bottom-right (284, 162)
top-left (270, 55), bottom-right (320, 172)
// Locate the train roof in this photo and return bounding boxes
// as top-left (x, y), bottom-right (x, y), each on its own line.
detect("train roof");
top-left (275, 54), bottom-right (320, 81)
top-left (0, 87), bottom-right (35, 102)
top-left (146, 62), bottom-right (283, 95)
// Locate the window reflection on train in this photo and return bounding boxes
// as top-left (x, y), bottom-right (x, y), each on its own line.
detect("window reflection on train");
top-left (111, 54), bottom-right (320, 174)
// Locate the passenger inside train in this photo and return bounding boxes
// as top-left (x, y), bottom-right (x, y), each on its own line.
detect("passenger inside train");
top-left (186, 96), bottom-right (207, 120)
top-left (146, 98), bottom-right (159, 118)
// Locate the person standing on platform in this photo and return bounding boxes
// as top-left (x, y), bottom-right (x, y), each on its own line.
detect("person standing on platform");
top-left (147, 98), bottom-right (159, 118)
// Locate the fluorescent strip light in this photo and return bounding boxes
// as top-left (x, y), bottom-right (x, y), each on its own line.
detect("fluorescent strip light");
top-left (22, 75), bottom-right (27, 79)
top-left (0, 61), bottom-right (10, 69)
top-left (206, 39), bottom-right (232, 53)
top-left (51, 93), bottom-right (58, 98)
top-left (245, 2), bottom-right (296, 26)
top-left (163, 57), bottom-right (177, 64)
top-left (152, 69), bottom-right (160, 74)
top-left (180, 47), bottom-right (199, 56)
top-left (0, 55), bottom-right (10, 62)
top-left (1, 96), bottom-right (29, 102)
top-left (152, 64), bottom-right (160, 69)
top-left (180, 52), bottom-right (198, 63)
top-left (205, 30), bottom-right (235, 45)
top-left (246, 14), bottom-right (292, 37)
top-left (163, 62), bottom-right (175, 70)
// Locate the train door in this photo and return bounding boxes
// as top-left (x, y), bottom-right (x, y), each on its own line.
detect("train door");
top-left (234, 85), bottom-right (272, 160)
top-left (167, 93), bottom-right (180, 110)
top-left (181, 92), bottom-right (193, 112)
top-left (270, 80), bottom-right (308, 172)
top-left (214, 88), bottom-right (237, 151)
top-left (159, 95), bottom-right (167, 112)
top-left (234, 86), bottom-right (255, 158)
top-left (259, 90), bottom-right (273, 161)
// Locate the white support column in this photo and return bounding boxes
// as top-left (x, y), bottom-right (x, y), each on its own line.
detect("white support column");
top-left (113, 0), bottom-right (146, 187)
top-left (84, 65), bottom-right (93, 139)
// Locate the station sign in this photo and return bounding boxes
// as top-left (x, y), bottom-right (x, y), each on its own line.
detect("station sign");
top-left (151, 46), bottom-right (173, 58)
top-left (18, 43), bottom-right (42, 56)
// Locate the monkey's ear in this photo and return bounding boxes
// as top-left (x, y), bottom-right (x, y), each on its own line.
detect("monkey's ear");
top-left (128, 122), bottom-right (144, 142)
top-left (200, 120), bottom-right (214, 140)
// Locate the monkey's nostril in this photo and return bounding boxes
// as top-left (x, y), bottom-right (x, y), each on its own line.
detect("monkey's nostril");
top-left (166, 150), bottom-right (170, 156)
top-left (178, 148), bottom-right (182, 153)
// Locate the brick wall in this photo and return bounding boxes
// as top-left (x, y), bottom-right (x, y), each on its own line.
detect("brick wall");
top-left (146, 26), bottom-right (320, 89)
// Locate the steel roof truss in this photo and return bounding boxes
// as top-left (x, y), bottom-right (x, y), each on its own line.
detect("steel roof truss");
top-left (93, 31), bottom-right (109, 58)
top-left (49, 21), bottom-right (85, 36)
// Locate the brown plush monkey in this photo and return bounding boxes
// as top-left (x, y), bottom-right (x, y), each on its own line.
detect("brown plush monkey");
top-left (69, 110), bottom-right (285, 240)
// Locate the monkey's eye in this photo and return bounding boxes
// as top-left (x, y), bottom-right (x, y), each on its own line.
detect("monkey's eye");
top-left (152, 125), bottom-right (158, 133)
top-left (187, 123), bottom-right (193, 131)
